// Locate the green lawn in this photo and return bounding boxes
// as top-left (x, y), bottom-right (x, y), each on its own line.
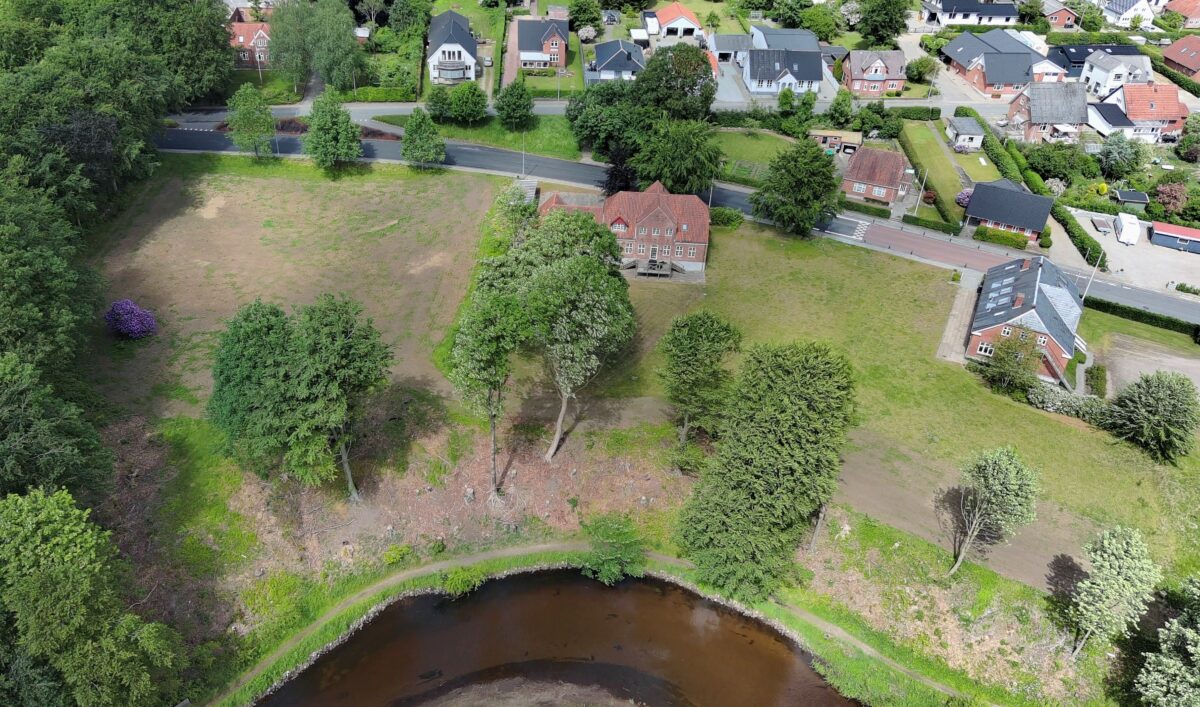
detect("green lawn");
top-left (372, 114), bottom-right (581, 160)
top-left (1079, 308), bottom-right (1200, 358)
top-left (831, 31), bottom-right (868, 50)
top-left (225, 69), bottom-right (302, 105)
top-left (899, 82), bottom-right (931, 98)
top-left (951, 147), bottom-right (1003, 183)
top-left (714, 129), bottom-right (793, 186)
top-left (598, 223), bottom-right (1200, 578)
top-left (523, 34), bottom-right (585, 98)
top-left (900, 120), bottom-right (965, 222)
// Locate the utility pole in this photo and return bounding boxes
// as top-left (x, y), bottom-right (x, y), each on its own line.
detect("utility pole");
top-left (1081, 250), bottom-right (1102, 302)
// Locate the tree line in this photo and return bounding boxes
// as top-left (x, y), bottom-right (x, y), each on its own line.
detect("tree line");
top-left (0, 1), bottom-right (235, 703)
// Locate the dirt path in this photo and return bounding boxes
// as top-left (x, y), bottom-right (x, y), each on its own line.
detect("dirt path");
top-left (211, 542), bottom-right (976, 706)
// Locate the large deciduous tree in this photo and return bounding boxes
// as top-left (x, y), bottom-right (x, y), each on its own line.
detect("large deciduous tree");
top-left (749, 138), bottom-right (839, 235)
top-left (449, 291), bottom-right (529, 491)
top-left (1105, 371), bottom-right (1200, 463)
top-left (310, 0), bottom-right (365, 91)
top-left (227, 83), bottom-right (275, 157)
top-left (401, 107), bottom-right (446, 166)
top-left (1136, 577), bottom-right (1200, 706)
top-left (633, 44), bottom-right (717, 120)
top-left (450, 81), bottom-right (488, 125)
top-left (303, 92), bottom-right (363, 170)
top-left (523, 256), bottom-right (635, 461)
top-left (495, 80), bottom-right (535, 130)
top-left (678, 342), bottom-right (855, 599)
top-left (1098, 132), bottom-right (1146, 179)
top-left (630, 119), bottom-right (722, 194)
top-left (569, 0), bottom-right (603, 31)
top-left (1068, 526), bottom-right (1161, 659)
top-left (478, 208), bottom-right (621, 294)
top-left (948, 447), bottom-right (1038, 575)
top-left (268, 0), bottom-right (314, 91)
top-left (658, 311), bottom-right (742, 445)
top-left (979, 329), bottom-right (1040, 396)
top-left (857, 0), bottom-right (909, 46)
top-left (0, 489), bottom-right (185, 707)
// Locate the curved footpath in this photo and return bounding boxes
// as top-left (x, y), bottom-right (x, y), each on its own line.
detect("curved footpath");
top-left (210, 541), bottom-right (975, 706)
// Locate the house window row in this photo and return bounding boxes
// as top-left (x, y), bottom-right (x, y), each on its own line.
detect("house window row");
top-left (443, 50), bottom-right (463, 61)
top-left (976, 342), bottom-right (995, 356)
top-left (872, 186), bottom-right (886, 197)
top-left (621, 243), bottom-right (698, 258)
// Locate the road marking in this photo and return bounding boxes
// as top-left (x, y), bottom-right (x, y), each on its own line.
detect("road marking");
top-left (853, 221), bottom-right (869, 239)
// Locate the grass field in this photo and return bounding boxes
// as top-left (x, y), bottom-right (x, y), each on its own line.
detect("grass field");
top-left (832, 31), bottom-right (868, 50)
top-left (225, 69), bottom-right (302, 105)
top-left (372, 114), bottom-right (581, 160)
top-left (650, 0), bottom-right (744, 32)
top-left (1079, 308), bottom-right (1200, 357)
top-left (900, 82), bottom-right (931, 98)
top-left (598, 223), bottom-right (1200, 579)
top-left (523, 34), bottom-right (585, 97)
top-left (901, 120), bottom-right (965, 222)
top-left (951, 148), bottom-right (1003, 183)
top-left (714, 129), bottom-right (792, 185)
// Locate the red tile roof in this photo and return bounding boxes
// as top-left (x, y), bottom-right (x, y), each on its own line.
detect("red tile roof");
top-left (705, 50), bottom-right (719, 77)
top-left (1164, 35), bottom-right (1200, 72)
top-left (654, 1), bottom-right (702, 28)
top-left (541, 182), bottom-right (711, 244)
top-left (230, 21), bottom-right (270, 49)
top-left (1166, 0), bottom-right (1200, 17)
top-left (843, 147), bottom-right (908, 189)
top-left (1120, 83), bottom-right (1189, 121)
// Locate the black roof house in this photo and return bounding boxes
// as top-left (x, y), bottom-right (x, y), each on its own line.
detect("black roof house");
top-left (1044, 44), bottom-right (1141, 78)
top-left (516, 18), bottom-right (569, 53)
top-left (966, 179), bottom-right (1054, 232)
top-left (593, 39), bottom-right (646, 73)
top-left (745, 49), bottom-right (824, 82)
top-left (971, 256), bottom-right (1083, 358)
top-left (428, 11), bottom-right (476, 60)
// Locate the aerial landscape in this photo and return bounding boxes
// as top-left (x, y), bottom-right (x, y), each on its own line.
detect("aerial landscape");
top-left (3, 0), bottom-right (1200, 705)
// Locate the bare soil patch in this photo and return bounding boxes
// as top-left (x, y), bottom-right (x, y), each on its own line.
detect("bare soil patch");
top-left (92, 169), bottom-right (500, 417)
top-left (1101, 333), bottom-right (1200, 392)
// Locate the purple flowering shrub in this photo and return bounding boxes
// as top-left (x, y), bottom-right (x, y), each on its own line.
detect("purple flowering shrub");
top-left (105, 299), bottom-right (157, 339)
top-left (955, 189), bottom-right (973, 208)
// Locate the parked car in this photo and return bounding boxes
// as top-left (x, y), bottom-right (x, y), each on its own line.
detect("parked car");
top-left (483, 56), bottom-right (493, 67)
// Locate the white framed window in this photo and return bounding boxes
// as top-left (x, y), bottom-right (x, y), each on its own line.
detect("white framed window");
top-left (674, 244), bottom-right (683, 256)
top-left (869, 84), bottom-right (879, 91)
top-left (687, 246), bottom-right (697, 257)
top-left (550, 54), bottom-right (559, 63)
top-left (853, 183), bottom-right (867, 193)
top-left (637, 244), bottom-right (646, 255)
top-left (756, 79), bottom-right (764, 88)
top-left (652, 227), bottom-right (660, 236)
top-left (681, 224), bottom-right (688, 232)
top-left (624, 242), bottom-right (633, 254)
top-left (1018, 330), bottom-right (1029, 341)
top-left (977, 342), bottom-right (995, 356)
top-left (551, 40), bottom-right (560, 48)
top-left (887, 81), bottom-right (898, 89)
top-left (1001, 326), bottom-right (1012, 337)
top-left (612, 223), bottom-right (626, 232)
top-left (1037, 335), bottom-right (1048, 346)
top-left (638, 226), bottom-right (647, 235)
top-left (666, 227), bottom-right (674, 236)
top-left (872, 186), bottom-right (886, 197)
top-left (993, 83), bottom-right (1003, 90)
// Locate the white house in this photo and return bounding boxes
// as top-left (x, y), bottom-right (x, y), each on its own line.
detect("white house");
top-left (946, 116), bottom-right (985, 151)
top-left (1088, 83), bottom-right (1189, 142)
top-left (742, 49), bottom-right (825, 95)
top-left (654, 2), bottom-right (704, 39)
top-left (426, 11), bottom-right (477, 84)
top-left (1092, 0), bottom-right (1156, 27)
top-left (920, 0), bottom-right (1021, 25)
top-left (1080, 50), bottom-right (1152, 96)
top-left (750, 25), bottom-right (821, 52)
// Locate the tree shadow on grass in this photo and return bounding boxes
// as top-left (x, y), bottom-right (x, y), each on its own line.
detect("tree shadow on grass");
top-left (933, 485), bottom-right (1010, 567)
top-left (352, 377), bottom-right (449, 493)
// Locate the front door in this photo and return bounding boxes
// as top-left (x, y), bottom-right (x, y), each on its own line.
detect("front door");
top-left (649, 245), bottom-right (658, 260)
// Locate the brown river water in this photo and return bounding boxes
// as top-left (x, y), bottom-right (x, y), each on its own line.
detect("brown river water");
top-left (257, 570), bottom-right (855, 706)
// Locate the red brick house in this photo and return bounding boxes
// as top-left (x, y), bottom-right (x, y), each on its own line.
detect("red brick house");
top-left (1042, 0), bottom-right (1079, 27)
top-left (965, 179), bottom-right (1055, 240)
top-left (841, 147), bottom-right (909, 205)
top-left (517, 18), bottom-right (570, 70)
top-left (843, 50), bottom-right (906, 97)
top-left (538, 181), bottom-right (710, 275)
top-left (230, 7), bottom-right (271, 69)
top-left (1163, 35), bottom-right (1200, 79)
top-left (1007, 82), bottom-right (1088, 143)
top-left (967, 257), bottom-right (1085, 387)
top-left (1166, 0), bottom-right (1200, 28)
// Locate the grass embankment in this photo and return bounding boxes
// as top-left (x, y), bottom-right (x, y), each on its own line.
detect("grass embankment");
top-left (372, 114), bottom-right (581, 160)
top-left (714, 129), bottom-right (792, 187)
top-left (226, 69), bottom-right (302, 105)
top-left (1079, 308), bottom-right (1200, 357)
top-left (900, 120), bottom-right (964, 223)
top-left (598, 224), bottom-right (1200, 578)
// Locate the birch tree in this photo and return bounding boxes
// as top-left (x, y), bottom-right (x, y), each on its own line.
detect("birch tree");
top-left (524, 256), bottom-right (634, 461)
top-left (1069, 526), bottom-right (1162, 659)
top-left (948, 447), bottom-right (1038, 575)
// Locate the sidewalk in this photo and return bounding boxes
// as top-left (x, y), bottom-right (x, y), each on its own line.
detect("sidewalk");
top-left (935, 269), bottom-right (982, 364)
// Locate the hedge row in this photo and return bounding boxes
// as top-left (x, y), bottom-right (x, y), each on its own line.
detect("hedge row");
top-left (1046, 31), bottom-right (1135, 45)
top-left (896, 125), bottom-right (960, 224)
top-left (953, 107), bottom-right (1023, 182)
top-left (332, 86), bottom-right (417, 102)
top-left (710, 206), bottom-right (745, 228)
top-left (841, 197), bottom-right (891, 218)
top-left (902, 213), bottom-right (960, 234)
top-left (1085, 298), bottom-right (1199, 341)
top-left (973, 225), bottom-right (1030, 250)
top-left (1052, 204), bottom-right (1108, 269)
top-left (890, 106), bottom-right (941, 120)
top-left (1144, 52), bottom-right (1200, 97)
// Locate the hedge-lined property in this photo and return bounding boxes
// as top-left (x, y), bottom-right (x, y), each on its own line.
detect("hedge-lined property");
top-left (902, 214), bottom-right (960, 234)
top-left (973, 225), bottom-right (1029, 250)
top-left (1085, 298), bottom-right (1200, 341)
top-left (1144, 52), bottom-right (1200, 97)
top-left (898, 121), bottom-right (962, 224)
top-left (841, 198), bottom-right (891, 219)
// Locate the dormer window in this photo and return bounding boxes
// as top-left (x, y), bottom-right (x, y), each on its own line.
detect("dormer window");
top-left (551, 40), bottom-right (560, 48)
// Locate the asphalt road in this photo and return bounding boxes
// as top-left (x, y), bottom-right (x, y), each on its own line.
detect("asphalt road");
top-left (156, 128), bottom-right (1198, 324)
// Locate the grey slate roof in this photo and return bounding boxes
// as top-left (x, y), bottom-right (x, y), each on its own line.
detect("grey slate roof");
top-left (1104, 0), bottom-right (1142, 13)
top-left (428, 11), bottom-right (477, 60)
top-left (982, 51), bottom-right (1032, 85)
top-left (1045, 44), bottom-right (1141, 78)
top-left (1114, 189), bottom-right (1149, 203)
top-left (949, 116), bottom-right (985, 135)
top-left (752, 25), bottom-right (820, 51)
top-left (746, 49), bottom-right (824, 82)
top-left (1090, 101), bottom-right (1135, 127)
top-left (593, 39), bottom-right (645, 73)
top-left (942, 29), bottom-right (1038, 84)
top-left (713, 34), bottom-right (752, 52)
top-left (939, 0), bottom-right (1019, 16)
top-left (1042, 0), bottom-right (1071, 14)
top-left (1086, 50), bottom-right (1151, 75)
top-left (966, 179), bottom-right (1054, 232)
top-left (846, 50), bottom-right (906, 80)
top-left (516, 18), bottom-right (569, 52)
top-left (971, 256), bottom-right (1083, 357)
top-left (821, 45), bottom-right (849, 66)
top-left (1024, 82), bottom-right (1088, 124)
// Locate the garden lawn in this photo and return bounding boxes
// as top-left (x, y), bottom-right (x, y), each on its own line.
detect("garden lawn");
top-left (225, 69), bottom-right (302, 104)
top-left (714, 129), bottom-right (792, 186)
top-left (832, 31), bottom-right (867, 50)
top-left (372, 114), bottom-right (581, 160)
top-left (901, 120), bottom-right (966, 221)
top-left (899, 82), bottom-right (931, 98)
top-left (951, 148), bottom-right (1002, 183)
top-left (596, 223), bottom-right (1200, 579)
top-left (1079, 308), bottom-right (1200, 358)
top-left (432, 0), bottom-right (504, 42)
top-left (523, 34), bottom-right (585, 98)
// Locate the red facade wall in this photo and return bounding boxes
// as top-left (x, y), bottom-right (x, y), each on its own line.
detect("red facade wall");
top-left (967, 325), bottom-right (1071, 384)
top-left (1044, 9), bottom-right (1078, 27)
top-left (840, 180), bottom-right (900, 204)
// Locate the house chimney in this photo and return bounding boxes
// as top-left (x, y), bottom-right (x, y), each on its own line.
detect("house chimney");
top-left (1020, 258), bottom-right (1031, 271)
top-left (1014, 292), bottom-right (1025, 307)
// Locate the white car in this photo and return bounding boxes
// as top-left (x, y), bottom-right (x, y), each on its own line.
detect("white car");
top-left (483, 56), bottom-right (493, 67)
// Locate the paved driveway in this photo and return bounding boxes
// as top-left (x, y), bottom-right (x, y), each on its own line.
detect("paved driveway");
top-left (715, 63), bottom-right (748, 103)
top-left (1101, 334), bottom-right (1200, 393)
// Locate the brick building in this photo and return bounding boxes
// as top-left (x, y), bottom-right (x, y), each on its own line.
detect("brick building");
top-left (841, 147), bottom-right (910, 205)
top-left (517, 18), bottom-right (570, 70)
top-left (230, 7), bottom-right (271, 69)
